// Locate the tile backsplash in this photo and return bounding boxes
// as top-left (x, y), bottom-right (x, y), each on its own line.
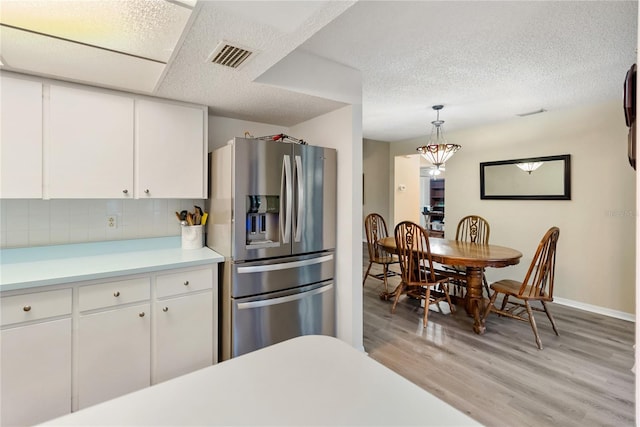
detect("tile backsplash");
top-left (0, 199), bottom-right (205, 248)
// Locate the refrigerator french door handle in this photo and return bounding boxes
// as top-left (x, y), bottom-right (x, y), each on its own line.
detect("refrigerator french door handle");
top-left (280, 155), bottom-right (292, 244)
top-left (294, 155), bottom-right (304, 242)
top-left (236, 283), bottom-right (333, 309)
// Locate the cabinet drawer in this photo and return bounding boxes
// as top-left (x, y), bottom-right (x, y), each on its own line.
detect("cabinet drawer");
top-left (1, 289), bottom-right (72, 326)
top-left (79, 278), bottom-right (150, 312)
top-left (156, 268), bottom-right (212, 298)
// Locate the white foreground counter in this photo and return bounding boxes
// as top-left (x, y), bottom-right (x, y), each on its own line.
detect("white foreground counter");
top-left (43, 335), bottom-right (479, 426)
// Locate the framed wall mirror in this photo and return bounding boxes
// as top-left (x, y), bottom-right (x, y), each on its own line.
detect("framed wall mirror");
top-left (480, 154), bottom-right (571, 200)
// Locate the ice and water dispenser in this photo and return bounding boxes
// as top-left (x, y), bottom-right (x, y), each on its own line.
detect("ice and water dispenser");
top-left (246, 195), bottom-right (279, 247)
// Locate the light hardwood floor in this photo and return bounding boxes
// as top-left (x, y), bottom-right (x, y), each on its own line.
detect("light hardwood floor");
top-left (362, 249), bottom-right (635, 427)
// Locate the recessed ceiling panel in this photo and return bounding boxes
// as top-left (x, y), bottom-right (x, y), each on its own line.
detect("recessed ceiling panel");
top-left (0, 26), bottom-right (165, 93)
top-left (0, 0), bottom-right (194, 62)
top-left (214, 1), bottom-right (329, 34)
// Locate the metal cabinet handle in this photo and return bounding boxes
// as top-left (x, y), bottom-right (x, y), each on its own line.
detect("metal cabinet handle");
top-left (183, 281), bottom-right (189, 286)
top-left (139, 312), bottom-right (145, 317)
top-left (144, 189), bottom-right (150, 194)
top-left (163, 307), bottom-right (169, 312)
top-left (122, 189), bottom-right (128, 194)
top-left (23, 305), bottom-right (31, 312)
top-left (113, 291), bottom-right (120, 297)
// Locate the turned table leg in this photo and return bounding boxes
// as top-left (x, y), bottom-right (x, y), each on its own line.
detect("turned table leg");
top-left (465, 267), bottom-right (486, 335)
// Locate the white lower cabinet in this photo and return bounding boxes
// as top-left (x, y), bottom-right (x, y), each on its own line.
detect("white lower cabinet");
top-left (1, 264), bottom-right (217, 422)
top-left (0, 289), bottom-right (72, 426)
top-left (154, 291), bottom-right (213, 383)
top-left (154, 267), bottom-right (214, 384)
top-left (78, 303), bottom-right (151, 410)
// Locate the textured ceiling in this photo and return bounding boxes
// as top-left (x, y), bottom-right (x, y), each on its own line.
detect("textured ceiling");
top-left (0, 1), bottom-right (637, 142)
top-left (154, 0), bottom-right (353, 126)
top-left (299, 0), bottom-right (638, 141)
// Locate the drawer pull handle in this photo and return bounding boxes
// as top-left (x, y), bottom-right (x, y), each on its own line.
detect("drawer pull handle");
top-left (122, 189), bottom-right (128, 194)
top-left (183, 281), bottom-right (189, 286)
top-left (144, 189), bottom-right (150, 194)
top-left (139, 312), bottom-right (145, 318)
top-left (114, 291), bottom-right (120, 297)
top-left (23, 305), bottom-right (31, 312)
top-left (163, 307), bottom-right (169, 312)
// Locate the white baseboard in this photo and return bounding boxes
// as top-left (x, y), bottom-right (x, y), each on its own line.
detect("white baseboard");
top-left (553, 297), bottom-right (634, 322)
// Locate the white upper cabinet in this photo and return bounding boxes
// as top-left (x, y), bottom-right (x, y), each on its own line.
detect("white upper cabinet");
top-left (0, 75), bottom-right (207, 199)
top-left (48, 85), bottom-right (134, 198)
top-left (0, 76), bottom-right (43, 198)
top-left (135, 99), bottom-right (206, 199)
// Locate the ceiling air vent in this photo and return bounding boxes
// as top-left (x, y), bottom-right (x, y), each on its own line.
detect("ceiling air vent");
top-left (208, 41), bottom-right (254, 69)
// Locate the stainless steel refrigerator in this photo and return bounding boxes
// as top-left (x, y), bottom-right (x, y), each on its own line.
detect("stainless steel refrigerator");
top-left (207, 137), bottom-right (336, 360)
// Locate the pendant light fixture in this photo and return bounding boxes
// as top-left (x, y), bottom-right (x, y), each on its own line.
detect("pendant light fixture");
top-left (417, 105), bottom-right (461, 169)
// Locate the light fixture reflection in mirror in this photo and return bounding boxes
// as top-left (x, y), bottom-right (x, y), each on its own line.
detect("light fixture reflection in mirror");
top-left (515, 161), bottom-right (544, 174)
top-left (480, 154), bottom-right (571, 200)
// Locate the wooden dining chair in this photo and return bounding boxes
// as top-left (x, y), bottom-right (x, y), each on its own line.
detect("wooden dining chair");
top-left (392, 221), bottom-right (455, 327)
top-left (482, 227), bottom-right (560, 349)
top-left (442, 215), bottom-right (491, 298)
top-left (363, 213), bottom-right (399, 294)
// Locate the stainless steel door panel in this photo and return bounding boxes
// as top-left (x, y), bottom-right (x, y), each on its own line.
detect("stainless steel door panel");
top-left (231, 281), bottom-right (335, 358)
top-left (231, 252), bottom-right (334, 298)
top-left (292, 145), bottom-right (337, 254)
top-left (233, 138), bottom-right (292, 261)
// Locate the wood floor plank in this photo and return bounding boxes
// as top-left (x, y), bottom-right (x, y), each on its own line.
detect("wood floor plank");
top-left (362, 245), bottom-right (635, 426)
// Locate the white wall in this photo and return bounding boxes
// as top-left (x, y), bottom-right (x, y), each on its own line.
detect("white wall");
top-left (390, 99), bottom-right (635, 316)
top-left (290, 105), bottom-right (364, 352)
top-left (208, 116), bottom-right (288, 152)
top-left (393, 155), bottom-right (421, 225)
top-left (363, 139), bottom-right (391, 238)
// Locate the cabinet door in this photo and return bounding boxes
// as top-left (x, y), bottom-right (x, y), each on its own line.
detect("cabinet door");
top-left (135, 99), bottom-right (206, 198)
top-left (0, 75), bottom-right (43, 198)
top-left (1, 318), bottom-right (72, 426)
top-left (154, 291), bottom-right (213, 384)
top-left (48, 85), bottom-right (134, 198)
top-left (78, 303), bottom-right (150, 409)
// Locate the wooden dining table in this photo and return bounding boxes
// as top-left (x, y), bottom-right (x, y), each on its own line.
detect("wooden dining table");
top-left (377, 236), bottom-right (522, 335)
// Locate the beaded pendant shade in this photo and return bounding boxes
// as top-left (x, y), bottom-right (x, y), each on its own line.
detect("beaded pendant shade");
top-left (416, 105), bottom-right (461, 169)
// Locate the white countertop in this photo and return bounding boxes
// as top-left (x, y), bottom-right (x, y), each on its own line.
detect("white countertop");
top-left (0, 237), bottom-right (224, 292)
top-left (42, 335), bottom-right (480, 426)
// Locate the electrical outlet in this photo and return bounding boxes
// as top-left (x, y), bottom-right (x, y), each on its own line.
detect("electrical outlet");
top-left (107, 215), bottom-right (117, 228)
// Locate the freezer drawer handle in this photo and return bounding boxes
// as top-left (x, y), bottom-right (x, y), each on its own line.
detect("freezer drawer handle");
top-left (236, 254), bottom-right (334, 274)
top-left (236, 283), bottom-right (333, 310)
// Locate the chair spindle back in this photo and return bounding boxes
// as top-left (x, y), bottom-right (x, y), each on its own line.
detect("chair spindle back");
top-left (364, 213), bottom-right (393, 260)
top-left (456, 215), bottom-right (490, 244)
top-left (519, 227), bottom-right (560, 298)
top-left (394, 221), bottom-right (436, 284)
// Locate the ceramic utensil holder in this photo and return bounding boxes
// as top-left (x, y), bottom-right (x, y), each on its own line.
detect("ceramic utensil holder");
top-left (181, 225), bottom-right (204, 250)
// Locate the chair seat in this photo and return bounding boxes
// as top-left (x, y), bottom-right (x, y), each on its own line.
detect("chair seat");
top-left (371, 254), bottom-right (398, 265)
top-left (491, 279), bottom-right (551, 301)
